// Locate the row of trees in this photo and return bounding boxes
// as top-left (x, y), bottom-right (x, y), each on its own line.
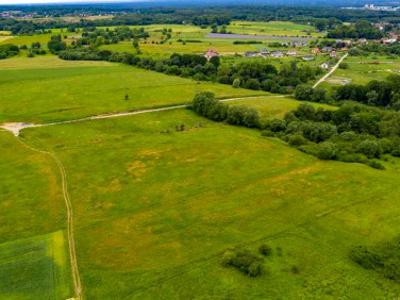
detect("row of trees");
top-left (76, 27), bottom-right (149, 47)
top-left (191, 92), bottom-right (400, 169)
top-left (192, 92), bottom-right (261, 128)
top-left (218, 61), bottom-right (323, 94)
top-left (58, 44), bottom-right (320, 93)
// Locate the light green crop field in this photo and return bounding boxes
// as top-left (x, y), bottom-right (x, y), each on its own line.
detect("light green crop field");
top-left (321, 55), bottom-right (400, 89)
top-left (0, 130), bottom-right (69, 298)
top-left (227, 21), bottom-right (323, 37)
top-left (0, 56), bottom-right (266, 123)
top-left (0, 231), bottom-right (71, 300)
top-left (16, 108), bottom-right (400, 299)
top-left (228, 96), bottom-right (336, 119)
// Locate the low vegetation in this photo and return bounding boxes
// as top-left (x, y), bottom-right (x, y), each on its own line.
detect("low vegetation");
top-left (351, 236), bottom-right (400, 282)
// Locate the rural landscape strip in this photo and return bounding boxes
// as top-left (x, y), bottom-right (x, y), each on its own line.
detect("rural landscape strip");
top-left (14, 138), bottom-right (83, 300)
top-left (0, 95), bottom-right (276, 136)
top-left (313, 53), bottom-right (349, 88)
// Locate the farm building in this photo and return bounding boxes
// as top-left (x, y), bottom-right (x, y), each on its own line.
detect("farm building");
top-left (204, 49), bottom-right (219, 60)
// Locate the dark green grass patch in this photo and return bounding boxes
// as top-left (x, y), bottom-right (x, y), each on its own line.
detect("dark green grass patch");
top-left (0, 231), bottom-right (71, 300)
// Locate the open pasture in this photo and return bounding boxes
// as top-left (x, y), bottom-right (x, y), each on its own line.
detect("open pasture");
top-left (228, 96), bottom-right (335, 119)
top-left (18, 107), bottom-right (400, 299)
top-left (0, 56), bottom-right (265, 123)
top-left (322, 55), bottom-right (400, 88)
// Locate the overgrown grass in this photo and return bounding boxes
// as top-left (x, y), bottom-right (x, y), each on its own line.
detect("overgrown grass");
top-left (0, 56), bottom-right (266, 123)
top-left (19, 108), bottom-right (400, 299)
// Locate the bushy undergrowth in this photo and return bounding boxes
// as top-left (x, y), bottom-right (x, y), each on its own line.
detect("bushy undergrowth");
top-left (264, 102), bottom-right (400, 168)
top-left (221, 248), bottom-right (264, 277)
top-left (350, 237), bottom-right (400, 282)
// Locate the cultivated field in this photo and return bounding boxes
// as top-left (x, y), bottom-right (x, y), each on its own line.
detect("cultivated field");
top-left (0, 231), bottom-right (71, 300)
top-left (226, 21), bottom-right (323, 37)
top-left (0, 56), bottom-right (265, 123)
top-left (321, 55), bottom-right (400, 89)
top-left (100, 21), bottom-right (320, 57)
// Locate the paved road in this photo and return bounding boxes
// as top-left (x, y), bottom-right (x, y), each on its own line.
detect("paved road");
top-left (313, 53), bottom-right (349, 89)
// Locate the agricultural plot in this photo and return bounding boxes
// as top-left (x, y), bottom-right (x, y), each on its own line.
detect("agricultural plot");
top-left (226, 21), bottom-right (323, 37)
top-left (18, 108), bottom-right (400, 299)
top-left (0, 56), bottom-right (266, 123)
top-left (321, 55), bottom-right (400, 89)
top-left (100, 21), bottom-right (320, 57)
top-left (0, 231), bottom-right (71, 300)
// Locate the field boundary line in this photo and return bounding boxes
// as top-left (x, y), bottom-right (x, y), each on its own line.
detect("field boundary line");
top-left (14, 137), bottom-right (83, 300)
top-left (313, 53), bottom-right (348, 89)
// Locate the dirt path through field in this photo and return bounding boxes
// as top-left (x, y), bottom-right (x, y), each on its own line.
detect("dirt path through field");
top-left (14, 138), bottom-right (83, 300)
top-left (313, 53), bottom-right (348, 88)
top-left (0, 95), bottom-right (277, 136)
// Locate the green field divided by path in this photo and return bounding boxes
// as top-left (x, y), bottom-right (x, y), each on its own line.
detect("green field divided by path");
top-left (0, 56), bottom-right (265, 123)
top-left (21, 109), bottom-right (400, 299)
top-left (0, 231), bottom-right (71, 300)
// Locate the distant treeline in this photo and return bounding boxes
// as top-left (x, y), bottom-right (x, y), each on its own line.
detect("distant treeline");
top-left (57, 46), bottom-right (322, 94)
top-left (327, 20), bottom-right (383, 39)
top-left (2, 5), bottom-right (400, 35)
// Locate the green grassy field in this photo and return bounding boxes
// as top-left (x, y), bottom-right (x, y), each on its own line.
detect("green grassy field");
top-left (228, 96), bottom-right (335, 119)
top-left (321, 55), bottom-right (400, 90)
top-left (2, 34), bottom-right (400, 299)
top-left (0, 129), bottom-right (70, 299)
top-left (0, 56), bottom-right (266, 123)
top-left (227, 21), bottom-right (323, 37)
top-left (0, 231), bottom-right (71, 300)
top-left (17, 108), bottom-right (400, 299)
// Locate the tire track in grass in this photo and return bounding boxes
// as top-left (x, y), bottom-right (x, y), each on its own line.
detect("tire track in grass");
top-left (13, 137), bottom-right (83, 300)
top-left (0, 95), bottom-right (275, 136)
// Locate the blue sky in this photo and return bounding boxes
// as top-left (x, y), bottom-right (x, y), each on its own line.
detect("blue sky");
top-left (0, 0), bottom-right (138, 4)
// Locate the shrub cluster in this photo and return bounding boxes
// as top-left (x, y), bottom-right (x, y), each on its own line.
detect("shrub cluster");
top-left (265, 102), bottom-right (400, 168)
top-left (221, 248), bottom-right (264, 277)
top-left (350, 236), bottom-right (400, 282)
top-left (333, 75), bottom-right (400, 111)
top-left (0, 44), bottom-right (19, 59)
top-left (192, 92), bottom-right (261, 128)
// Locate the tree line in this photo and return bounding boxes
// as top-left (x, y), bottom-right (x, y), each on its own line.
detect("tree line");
top-left (191, 92), bottom-right (400, 169)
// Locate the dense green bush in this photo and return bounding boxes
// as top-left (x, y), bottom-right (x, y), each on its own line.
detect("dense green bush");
top-left (259, 244), bottom-right (272, 256)
top-left (192, 92), bottom-right (260, 128)
top-left (266, 102), bottom-right (399, 168)
top-left (0, 44), bottom-right (19, 60)
top-left (221, 248), bottom-right (264, 277)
